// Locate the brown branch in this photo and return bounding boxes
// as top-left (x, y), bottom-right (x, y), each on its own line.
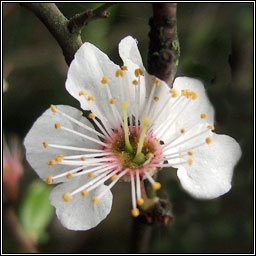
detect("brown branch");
top-left (68, 3), bottom-right (116, 33)
top-left (148, 3), bottom-right (179, 86)
top-left (20, 3), bottom-right (82, 65)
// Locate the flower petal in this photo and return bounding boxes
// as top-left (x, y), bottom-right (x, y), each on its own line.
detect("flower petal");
top-left (173, 77), bottom-right (215, 129)
top-left (177, 133), bottom-right (242, 199)
top-left (50, 176), bottom-right (113, 231)
top-left (24, 105), bottom-right (101, 183)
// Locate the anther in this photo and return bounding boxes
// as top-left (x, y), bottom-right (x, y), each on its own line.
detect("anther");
top-left (154, 96), bottom-right (159, 102)
top-left (111, 174), bottom-right (117, 181)
top-left (121, 65), bottom-right (128, 71)
top-left (63, 192), bottom-right (72, 202)
top-left (154, 79), bottom-right (161, 86)
top-left (131, 208), bottom-right (140, 217)
top-left (79, 90), bottom-right (88, 96)
top-left (81, 190), bottom-right (88, 196)
top-left (89, 113), bottom-right (96, 119)
top-left (66, 173), bottom-right (72, 179)
top-left (132, 80), bottom-right (138, 86)
top-left (152, 182), bottom-right (161, 191)
top-left (43, 141), bottom-right (48, 148)
top-left (50, 104), bottom-right (57, 112)
top-left (109, 98), bottom-right (115, 104)
top-left (88, 96), bottom-right (96, 101)
top-left (201, 113), bottom-right (207, 119)
top-left (188, 151), bottom-right (194, 156)
top-left (191, 91), bottom-right (198, 100)
top-left (137, 198), bottom-right (144, 206)
top-left (169, 88), bottom-right (179, 97)
top-left (115, 69), bottom-right (124, 77)
top-left (121, 101), bottom-right (129, 109)
top-left (146, 152), bottom-right (154, 159)
top-left (206, 137), bottom-right (212, 144)
top-left (55, 154), bottom-right (63, 162)
top-left (180, 128), bottom-right (185, 134)
top-left (55, 123), bottom-right (61, 129)
top-left (92, 197), bottom-right (99, 204)
top-left (188, 158), bottom-right (193, 165)
top-left (81, 156), bottom-right (86, 161)
top-left (46, 176), bottom-right (53, 184)
top-left (88, 172), bottom-right (94, 178)
top-left (101, 76), bottom-right (108, 84)
top-left (48, 160), bottom-right (56, 166)
top-left (135, 68), bottom-right (143, 77)
top-left (207, 125), bottom-right (215, 131)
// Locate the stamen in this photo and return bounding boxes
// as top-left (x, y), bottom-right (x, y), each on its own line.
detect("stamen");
top-left (136, 170), bottom-right (144, 206)
top-left (154, 96), bottom-right (159, 102)
top-left (48, 160), bottom-right (56, 166)
top-left (46, 143), bottom-right (106, 153)
top-left (101, 76), bottom-right (108, 84)
top-left (115, 69), bottom-right (124, 77)
top-left (131, 208), bottom-right (140, 217)
top-left (109, 98), bottom-right (115, 104)
top-left (63, 192), bottom-right (72, 202)
top-left (144, 171), bottom-right (161, 191)
top-left (207, 125), bottom-right (215, 131)
top-left (55, 123), bottom-right (61, 129)
top-left (46, 176), bottom-right (53, 184)
top-left (132, 80), bottom-right (138, 86)
top-left (206, 137), bottom-right (212, 144)
top-left (121, 101), bottom-right (133, 153)
top-left (79, 90), bottom-right (88, 96)
top-left (121, 65), bottom-right (128, 71)
top-left (66, 173), bottom-right (73, 179)
top-left (201, 113), bottom-right (207, 119)
top-left (133, 117), bottom-right (150, 164)
top-left (169, 88), bottom-right (179, 98)
top-left (43, 141), bottom-right (48, 148)
top-left (188, 158), bottom-right (193, 165)
top-left (92, 197), bottom-right (99, 204)
top-left (50, 104), bottom-right (57, 112)
top-left (81, 190), bottom-right (88, 196)
top-left (130, 172), bottom-right (139, 217)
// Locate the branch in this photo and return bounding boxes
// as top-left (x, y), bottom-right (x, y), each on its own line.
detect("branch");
top-left (68, 3), bottom-right (116, 33)
top-left (148, 3), bottom-right (179, 86)
top-left (20, 3), bottom-right (82, 65)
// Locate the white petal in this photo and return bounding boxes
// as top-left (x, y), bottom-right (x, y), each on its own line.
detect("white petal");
top-left (50, 176), bottom-right (113, 231)
top-left (173, 77), bottom-right (215, 129)
top-left (177, 133), bottom-right (242, 199)
top-left (24, 105), bottom-right (101, 183)
top-left (118, 36), bottom-right (144, 70)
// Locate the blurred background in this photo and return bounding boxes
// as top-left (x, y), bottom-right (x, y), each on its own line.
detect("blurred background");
top-left (3, 2), bottom-right (254, 253)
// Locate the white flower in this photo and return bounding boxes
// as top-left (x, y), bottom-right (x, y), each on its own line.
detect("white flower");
top-left (24, 36), bottom-right (241, 231)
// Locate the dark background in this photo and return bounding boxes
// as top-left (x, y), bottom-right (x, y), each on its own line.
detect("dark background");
top-left (3, 2), bottom-right (254, 253)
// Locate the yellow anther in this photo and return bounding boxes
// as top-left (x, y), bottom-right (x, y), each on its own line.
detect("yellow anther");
top-left (191, 91), bottom-right (198, 100)
top-left (79, 90), bottom-right (88, 96)
top-left (81, 156), bottom-right (86, 161)
top-left (152, 182), bottom-right (161, 191)
top-left (169, 88), bottom-right (179, 97)
top-left (134, 68), bottom-right (143, 77)
top-left (207, 125), bottom-right (215, 131)
top-left (132, 80), bottom-right (138, 86)
top-left (43, 141), bottom-right (48, 148)
top-left (188, 151), bottom-right (194, 156)
top-left (88, 96), bottom-right (96, 101)
top-left (88, 172), bottom-right (94, 178)
top-left (46, 176), bottom-right (53, 184)
top-left (48, 160), bottom-right (56, 166)
top-left (121, 65), bottom-right (128, 71)
top-left (121, 101), bottom-right (130, 109)
top-left (111, 174), bottom-right (117, 181)
top-left (63, 192), bottom-right (72, 202)
top-left (206, 137), bottom-right (212, 144)
top-left (66, 173), bottom-right (72, 179)
top-left (137, 198), bottom-right (144, 206)
top-left (92, 197), bottom-right (99, 204)
top-left (55, 154), bottom-right (63, 162)
top-left (131, 208), bottom-right (140, 217)
top-left (109, 98), bottom-right (116, 104)
top-left (89, 113), bottom-right (96, 119)
top-left (180, 128), bottom-right (185, 134)
top-left (201, 113), bottom-right (207, 119)
top-left (154, 96), bottom-right (159, 102)
top-left (146, 152), bottom-right (154, 159)
top-left (154, 79), bottom-right (161, 86)
top-left (81, 190), bottom-right (88, 196)
top-left (50, 104), bottom-right (57, 112)
top-left (101, 76), bottom-right (108, 84)
top-left (55, 123), bottom-right (61, 129)
top-left (115, 69), bottom-right (124, 77)
top-left (181, 89), bottom-right (188, 96)
top-left (188, 158), bottom-right (193, 165)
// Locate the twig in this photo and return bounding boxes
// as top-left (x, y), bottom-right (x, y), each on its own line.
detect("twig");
top-left (4, 205), bottom-right (38, 253)
top-left (68, 3), bottom-right (116, 33)
top-left (148, 3), bottom-right (179, 86)
top-left (20, 3), bottom-right (82, 65)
